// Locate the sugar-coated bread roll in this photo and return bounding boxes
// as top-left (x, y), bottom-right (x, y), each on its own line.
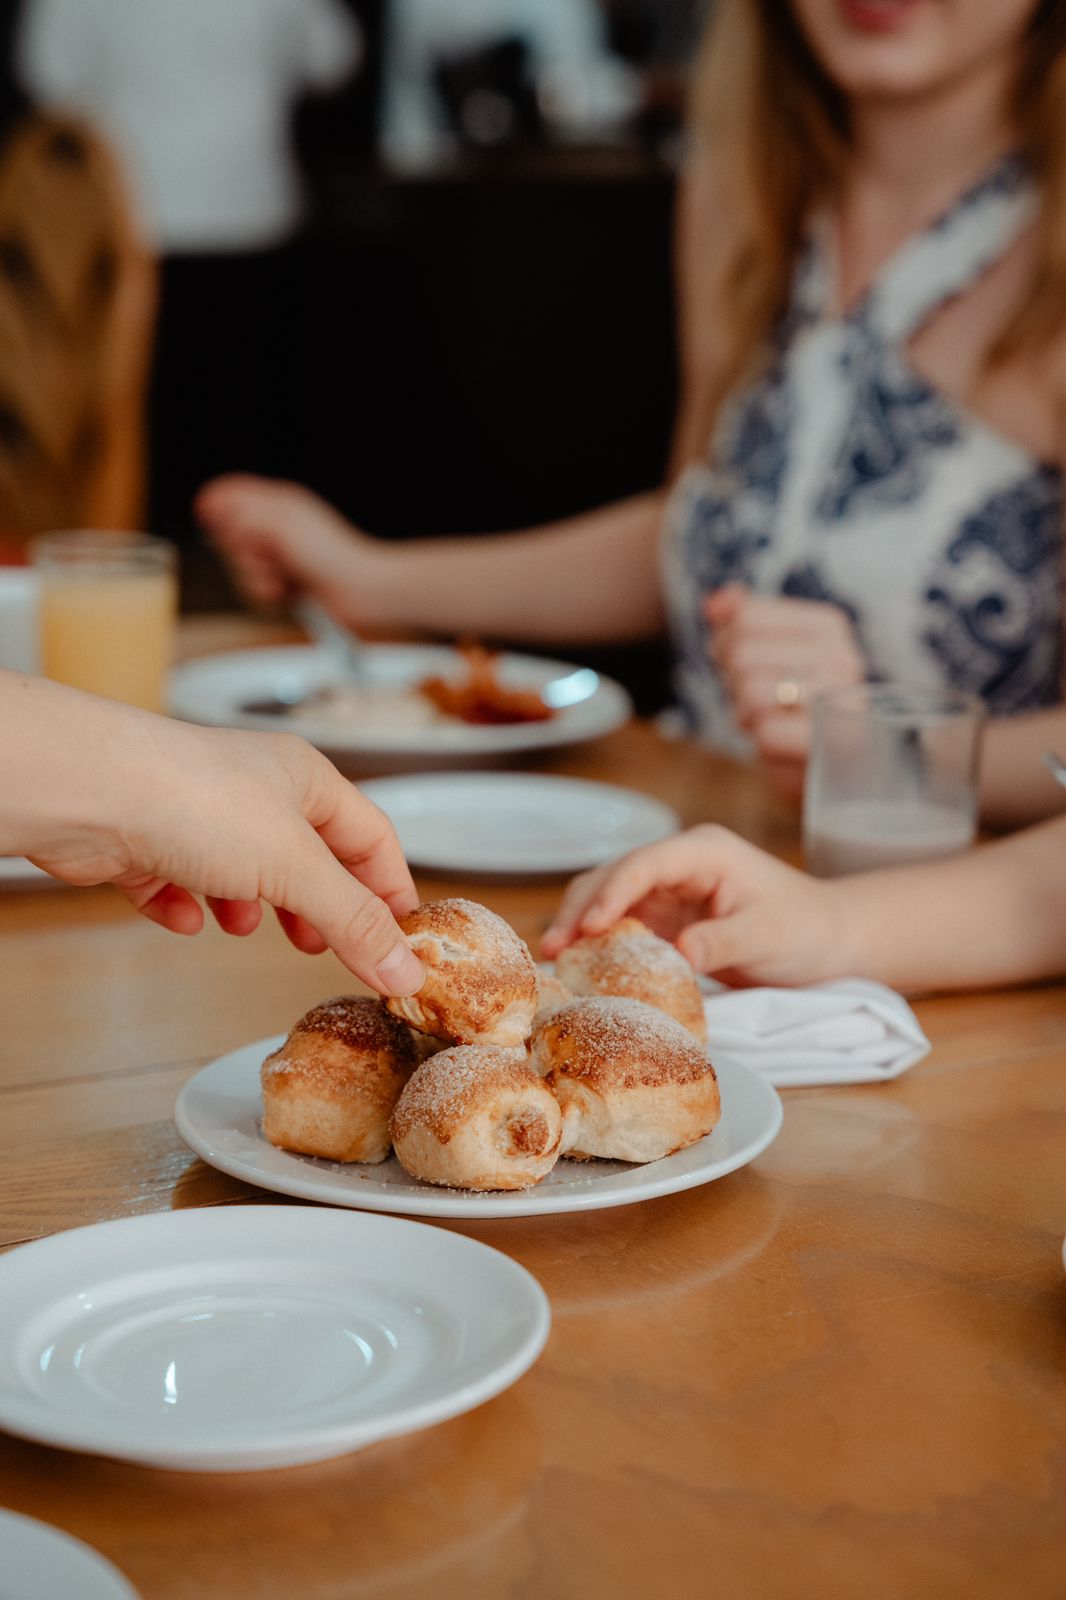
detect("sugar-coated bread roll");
top-left (391, 1045), bottom-right (563, 1190)
top-left (533, 967), bottom-right (573, 1028)
top-left (555, 917), bottom-right (707, 1042)
top-left (261, 997), bottom-right (421, 1164)
top-left (529, 996), bottom-right (720, 1163)
top-left (385, 898), bottom-right (538, 1047)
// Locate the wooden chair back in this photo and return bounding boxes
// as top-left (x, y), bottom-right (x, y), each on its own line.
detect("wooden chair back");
top-left (0, 112), bottom-right (155, 555)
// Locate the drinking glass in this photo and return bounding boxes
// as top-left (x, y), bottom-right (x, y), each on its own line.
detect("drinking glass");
top-left (33, 532), bottom-right (178, 712)
top-left (804, 683), bottom-right (984, 877)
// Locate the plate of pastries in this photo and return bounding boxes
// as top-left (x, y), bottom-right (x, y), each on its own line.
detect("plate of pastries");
top-left (175, 900), bottom-right (783, 1219)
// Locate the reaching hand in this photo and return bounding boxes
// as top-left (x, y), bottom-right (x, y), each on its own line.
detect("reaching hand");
top-left (5, 674), bottom-right (425, 996)
top-left (705, 585), bottom-right (865, 795)
top-left (542, 825), bottom-right (846, 988)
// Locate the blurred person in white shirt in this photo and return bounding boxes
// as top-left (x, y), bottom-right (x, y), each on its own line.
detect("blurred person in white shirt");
top-left (16, 0), bottom-right (361, 252)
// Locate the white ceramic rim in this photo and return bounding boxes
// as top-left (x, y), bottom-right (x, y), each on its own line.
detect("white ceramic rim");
top-left (167, 644), bottom-right (632, 757)
top-left (357, 771), bottom-right (680, 875)
top-left (174, 1039), bottom-right (783, 1220)
top-left (0, 1207), bottom-right (550, 1470)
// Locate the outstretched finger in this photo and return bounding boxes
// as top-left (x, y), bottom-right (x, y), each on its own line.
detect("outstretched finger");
top-left (281, 829), bottom-right (424, 996)
top-left (544, 834), bottom-right (714, 953)
top-left (307, 764), bottom-right (420, 917)
top-left (540, 865), bottom-right (611, 956)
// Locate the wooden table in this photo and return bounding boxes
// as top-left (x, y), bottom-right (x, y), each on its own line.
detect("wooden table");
top-left (2, 619), bottom-right (1065, 1600)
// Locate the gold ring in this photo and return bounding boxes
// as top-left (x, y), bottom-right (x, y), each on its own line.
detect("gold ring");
top-left (773, 677), bottom-right (806, 709)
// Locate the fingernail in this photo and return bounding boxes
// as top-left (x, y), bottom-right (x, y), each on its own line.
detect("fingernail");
top-left (377, 941), bottom-right (424, 996)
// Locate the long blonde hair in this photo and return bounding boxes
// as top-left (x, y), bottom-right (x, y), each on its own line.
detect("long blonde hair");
top-left (689, 0), bottom-right (1066, 437)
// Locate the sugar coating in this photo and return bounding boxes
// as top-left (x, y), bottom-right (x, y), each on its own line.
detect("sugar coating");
top-left (531, 995), bottom-right (713, 1092)
top-left (556, 918), bottom-right (706, 1039)
top-left (261, 996), bottom-right (420, 1081)
top-left (390, 898), bottom-right (537, 1044)
top-left (391, 1044), bottom-right (538, 1144)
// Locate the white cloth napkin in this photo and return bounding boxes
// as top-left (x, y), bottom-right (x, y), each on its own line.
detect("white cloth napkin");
top-left (700, 977), bottom-right (930, 1087)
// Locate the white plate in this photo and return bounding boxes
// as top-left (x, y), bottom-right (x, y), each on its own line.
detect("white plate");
top-left (359, 772), bottom-right (679, 875)
top-left (168, 644), bottom-right (632, 768)
top-left (0, 1207), bottom-right (549, 1472)
top-left (175, 1038), bottom-right (782, 1220)
top-left (0, 856), bottom-right (60, 890)
top-left (0, 1512), bottom-right (139, 1600)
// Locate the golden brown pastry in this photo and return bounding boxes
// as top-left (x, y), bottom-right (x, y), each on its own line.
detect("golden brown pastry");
top-left (529, 996), bottom-right (720, 1163)
top-left (261, 997), bottom-right (421, 1163)
top-left (554, 917), bottom-right (707, 1042)
top-left (533, 967), bottom-right (573, 1029)
top-left (385, 898), bottom-right (538, 1047)
top-left (391, 1045), bottom-right (563, 1190)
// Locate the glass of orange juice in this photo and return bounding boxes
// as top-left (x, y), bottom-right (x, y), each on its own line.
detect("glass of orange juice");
top-left (32, 532), bottom-right (178, 712)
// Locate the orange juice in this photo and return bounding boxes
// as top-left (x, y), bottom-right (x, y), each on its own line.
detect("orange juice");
top-left (34, 533), bottom-right (178, 712)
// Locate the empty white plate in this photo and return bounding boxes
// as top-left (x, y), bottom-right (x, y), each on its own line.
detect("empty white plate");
top-left (175, 1039), bottom-right (782, 1220)
top-left (359, 772), bottom-right (679, 875)
top-left (0, 1512), bottom-right (139, 1600)
top-left (0, 1208), bottom-right (549, 1472)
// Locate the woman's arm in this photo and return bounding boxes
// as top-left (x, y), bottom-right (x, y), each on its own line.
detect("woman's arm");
top-left (365, 493), bottom-right (668, 646)
top-left (977, 708), bottom-right (1066, 828)
top-left (837, 814), bottom-right (1066, 990)
top-left (198, 478), bottom-right (667, 648)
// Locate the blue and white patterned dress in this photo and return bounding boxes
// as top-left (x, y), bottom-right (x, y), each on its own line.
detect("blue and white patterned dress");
top-left (661, 156), bottom-right (1064, 750)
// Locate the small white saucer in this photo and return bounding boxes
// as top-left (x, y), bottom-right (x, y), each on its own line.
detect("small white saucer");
top-left (0, 1208), bottom-right (549, 1472)
top-left (0, 1511), bottom-right (139, 1600)
top-left (359, 772), bottom-right (679, 876)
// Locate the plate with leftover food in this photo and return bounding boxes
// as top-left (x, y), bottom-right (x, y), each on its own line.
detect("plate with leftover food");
top-left (168, 641), bottom-right (632, 766)
top-left (358, 772), bottom-right (679, 876)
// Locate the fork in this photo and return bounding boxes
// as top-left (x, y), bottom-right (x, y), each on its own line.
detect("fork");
top-left (1043, 751), bottom-right (1066, 788)
top-left (239, 600), bottom-right (367, 716)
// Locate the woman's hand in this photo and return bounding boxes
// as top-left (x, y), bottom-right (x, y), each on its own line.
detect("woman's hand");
top-left (196, 473), bottom-right (393, 627)
top-left (542, 825), bottom-right (849, 988)
top-left (4, 674), bottom-right (425, 996)
top-left (705, 585), bottom-right (865, 794)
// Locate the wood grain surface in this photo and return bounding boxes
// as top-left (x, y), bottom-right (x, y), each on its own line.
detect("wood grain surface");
top-left (1, 617), bottom-right (1064, 1600)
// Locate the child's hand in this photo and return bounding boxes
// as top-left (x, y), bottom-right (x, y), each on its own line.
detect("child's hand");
top-left (542, 825), bottom-right (847, 988)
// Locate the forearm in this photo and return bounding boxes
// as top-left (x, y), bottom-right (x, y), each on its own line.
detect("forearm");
top-left (358, 492), bottom-right (667, 646)
top-left (979, 708), bottom-right (1066, 828)
top-left (0, 672), bottom-right (147, 856)
top-left (831, 816), bottom-right (1066, 992)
